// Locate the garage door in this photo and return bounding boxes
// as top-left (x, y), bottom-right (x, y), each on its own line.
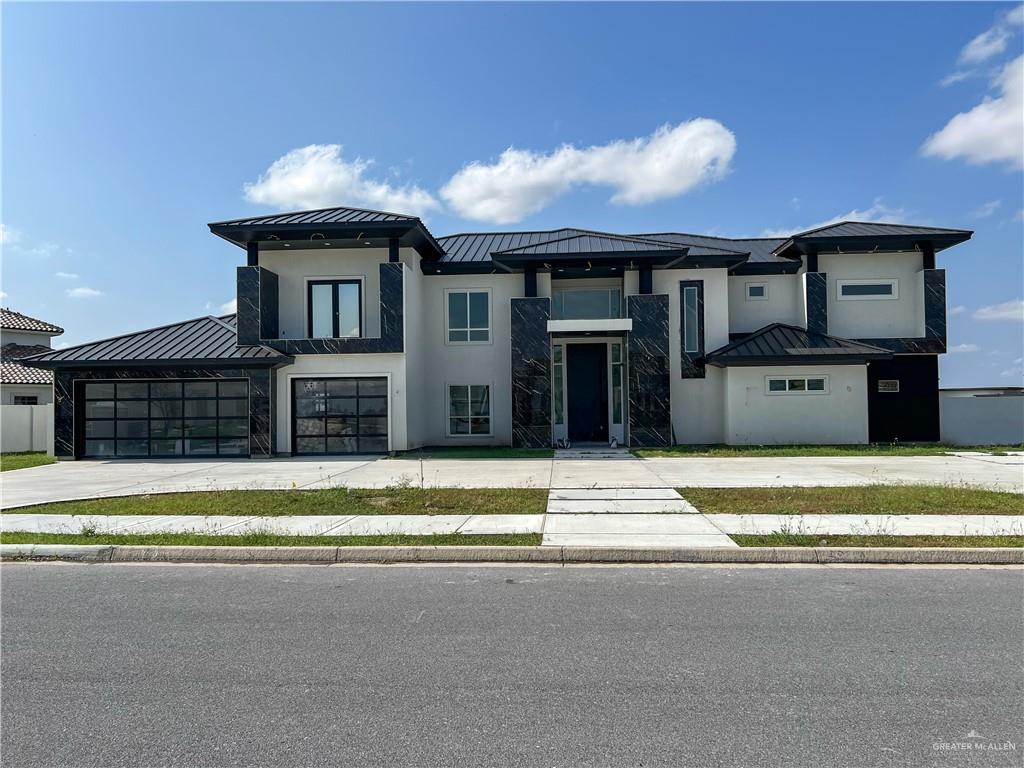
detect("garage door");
top-left (292, 377), bottom-right (388, 455)
top-left (81, 380), bottom-right (249, 458)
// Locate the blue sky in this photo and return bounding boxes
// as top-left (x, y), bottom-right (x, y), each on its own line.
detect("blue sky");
top-left (3, 2), bottom-right (1022, 386)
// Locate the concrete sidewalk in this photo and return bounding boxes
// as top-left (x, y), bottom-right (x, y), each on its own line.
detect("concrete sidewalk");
top-left (2, 451), bottom-right (1022, 510)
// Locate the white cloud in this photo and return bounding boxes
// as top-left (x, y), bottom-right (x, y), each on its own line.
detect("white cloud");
top-left (941, 70), bottom-right (977, 87)
top-left (970, 200), bottom-right (1002, 218)
top-left (923, 55), bottom-right (1024, 170)
top-left (1000, 364), bottom-right (1024, 381)
top-left (0, 224), bottom-right (19, 245)
top-left (65, 286), bottom-right (102, 299)
top-left (949, 305), bottom-right (967, 316)
top-left (959, 4), bottom-right (1023, 63)
top-left (0, 290), bottom-right (6, 301)
top-left (54, 271), bottom-right (79, 280)
top-left (440, 119), bottom-right (737, 224)
top-left (1015, 209), bottom-right (1024, 222)
top-left (218, 298), bottom-right (237, 315)
top-left (973, 298), bottom-right (1024, 322)
top-left (759, 199), bottom-right (907, 238)
top-left (243, 144), bottom-right (439, 217)
top-left (949, 343), bottom-right (980, 353)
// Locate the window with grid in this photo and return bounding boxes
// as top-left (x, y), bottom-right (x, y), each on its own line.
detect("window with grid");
top-left (82, 380), bottom-right (249, 458)
top-left (292, 377), bottom-right (388, 454)
top-left (765, 376), bottom-right (828, 395)
top-left (446, 290), bottom-right (490, 343)
top-left (448, 384), bottom-right (491, 436)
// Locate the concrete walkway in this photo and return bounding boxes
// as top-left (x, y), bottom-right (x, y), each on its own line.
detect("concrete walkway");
top-left (3, 512), bottom-right (1021, 539)
top-left (1, 450), bottom-right (1021, 511)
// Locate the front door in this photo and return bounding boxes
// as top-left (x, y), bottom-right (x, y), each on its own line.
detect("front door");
top-left (566, 344), bottom-right (608, 442)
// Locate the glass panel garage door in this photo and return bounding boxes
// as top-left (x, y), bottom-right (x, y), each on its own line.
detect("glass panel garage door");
top-left (82, 380), bottom-right (249, 458)
top-left (292, 377), bottom-right (388, 454)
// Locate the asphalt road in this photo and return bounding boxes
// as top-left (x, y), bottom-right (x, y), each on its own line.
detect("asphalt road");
top-left (2, 563), bottom-right (1022, 768)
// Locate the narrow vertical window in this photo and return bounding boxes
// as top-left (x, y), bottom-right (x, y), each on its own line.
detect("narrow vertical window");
top-left (552, 346), bottom-right (564, 425)
top-left (682, 287), bottom-right (699, 353)
top-left (611, 343), bottom-right (624, 425)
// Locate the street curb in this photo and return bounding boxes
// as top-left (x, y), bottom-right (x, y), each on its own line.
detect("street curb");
top-left (1, 544), bottom-right (1021, 565)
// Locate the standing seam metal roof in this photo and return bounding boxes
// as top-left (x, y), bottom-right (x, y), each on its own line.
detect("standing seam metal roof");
top-left (209, 205), bottom-right (418, 228)
top-left (19, 315), bottom-right (287, 366)
top-left (705, 323), bottom-right (892, 362)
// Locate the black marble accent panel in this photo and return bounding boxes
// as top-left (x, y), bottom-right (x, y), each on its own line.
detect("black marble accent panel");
top-left (53, 367), bottom-right (278, 460)
top-left (236, 266), bottom-right (261, 346)
top-left (259, 269), bottom-right (279, 341)
top-left (853, 337), bottom-right (946, 354)
top-left (679, 280), bottom-right (705, 379)
top-left (805, 272), bottom-right (828, 334)
top-left (627, 294), bottom-right (672, 448)
top-left (510, 297), bottom-right (552, 449)
top-left (923, 268), bottom-right (946, 342)
top-left (267, 262), bottom-right (404, 355)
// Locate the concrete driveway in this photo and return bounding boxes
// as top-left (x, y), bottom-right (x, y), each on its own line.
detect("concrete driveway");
top-left (1, 451), bottom-right (1021, 509)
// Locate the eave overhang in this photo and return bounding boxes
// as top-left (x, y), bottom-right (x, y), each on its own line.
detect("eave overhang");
top-left (773, 231), bottom-right (973, 260)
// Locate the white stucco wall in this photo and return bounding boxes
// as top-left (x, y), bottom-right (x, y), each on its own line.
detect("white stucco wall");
top-left (724, 364), bottom-right (869, 444)
top-left (652, 267), bottom-right (729, 444)
top-left (418, 272), bottom-right (521, 446)
top-left (820, 251), bottom-right (923, 339)
top-left (0, 404), bottom-right (54, 453)
top-left (727, 274), bottom-right (802, 333)
top-left (0, 329), bottom-right (55, 347)
top-left (3, 383), bottom-right (53, 405)
top-left (940, 392), bottom-right (1024, 446)
top-left (259, 246), bottom-right (405, 339)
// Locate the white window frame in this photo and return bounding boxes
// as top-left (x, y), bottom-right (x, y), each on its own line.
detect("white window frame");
top-left (745, 282), bottom-right (768, 301)
top-left (444, 288), bottom-right (492, 346)
top-left (445, 383), bottom-right (493, 437)
top-left (765, 375), bottom-right (830, 395)
top-left (303, 275), bottom-right (365, 340)
top-left (836, 278), bottom-right (899, 301)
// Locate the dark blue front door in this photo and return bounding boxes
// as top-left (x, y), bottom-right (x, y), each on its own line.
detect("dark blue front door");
top-left (566, 344), bottom-right (608, 442)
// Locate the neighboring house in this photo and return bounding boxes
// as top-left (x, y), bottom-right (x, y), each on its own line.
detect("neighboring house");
top-left (23, 207), bottom-right (971, 459)
top-left (1, 309), bottom-right (64, 405)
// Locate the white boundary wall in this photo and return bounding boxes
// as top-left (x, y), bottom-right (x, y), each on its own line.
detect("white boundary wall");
top-left (940, 393), bottom-right (1024, 446)
top-left (0, 404), bottom-right (54, 454)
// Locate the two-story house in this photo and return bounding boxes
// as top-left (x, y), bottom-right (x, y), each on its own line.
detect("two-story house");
top-left (1, 308), bottom-right (64, 405)
top-left (24, 207), bottom-right (970, 459)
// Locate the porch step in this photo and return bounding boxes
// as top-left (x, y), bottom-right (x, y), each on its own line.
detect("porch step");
top-left (555, 448), bottom-right (632, 459)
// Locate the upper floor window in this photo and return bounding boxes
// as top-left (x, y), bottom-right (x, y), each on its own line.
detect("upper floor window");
top-left (447, 289), bottom-right (490, 344)
top-left (837, 279), bottom-right (898, 301)
top-left (308, 279), bottom-right (361, 338)
top-left (745, 283), bottom-right (768, 301)
top-left (13, 395), bottom-right (38, 405)
top-left (552, 288), bottom-right (622, 320)
top-left (682, 285), bottom-right (700, 353)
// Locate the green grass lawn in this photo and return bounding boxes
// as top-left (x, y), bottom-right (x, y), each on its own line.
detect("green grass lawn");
top-left (679, 485), bottom-right (1023, 516)
top-left (732, 533), bottom-right (1024, 548)
top-left (393, 446), bottom-right (554, 459)
top-left (0, 452), bottom-right (57, 472)
top-left (0, 531), bottom-right (541, 547)
top-left (7, 488), bottom-right (549, 517)
top-left (635, 443), bottom-right (1023, 458)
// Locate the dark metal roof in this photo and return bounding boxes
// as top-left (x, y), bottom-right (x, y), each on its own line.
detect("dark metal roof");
top-left (705, 323), bottom-right (892, 366)
top-left (209, 205), bottom-right (417, 227)
top-left (1, 344), bottom-right (53, 384)
top-left (772, 221), bottom-right (973, 258)
top-left (633, 233), bottom-right (785, 263)
top-left (494, 233), bottom-right (685, 256)
top-left (20, 315), bottom-right (290, 368)
top-left (436, 228), bottom-right (586, 263)
top-left (0, 309), bottom-right (64, 335)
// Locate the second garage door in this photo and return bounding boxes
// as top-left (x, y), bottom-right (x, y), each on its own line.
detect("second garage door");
top-left (292, 377), bottom-right (389, 455)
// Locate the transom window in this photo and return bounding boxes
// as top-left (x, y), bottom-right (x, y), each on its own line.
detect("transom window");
top-left (448, 384), bottom-right (491, 436)
top-left (766, 376), bottom-right (829, 395)
top-left (837, 279), bottom-right (898, 301)
top-left (308, 279), bottom-right (361, 338)
top-left (552, 288), bottom-right (622, 320)
top-left (447, 290), bottom-right (490, 343)
top-left (82, 380), bottom-right (249, 458)
top-left (745, 283), bottom-right (768, 301)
